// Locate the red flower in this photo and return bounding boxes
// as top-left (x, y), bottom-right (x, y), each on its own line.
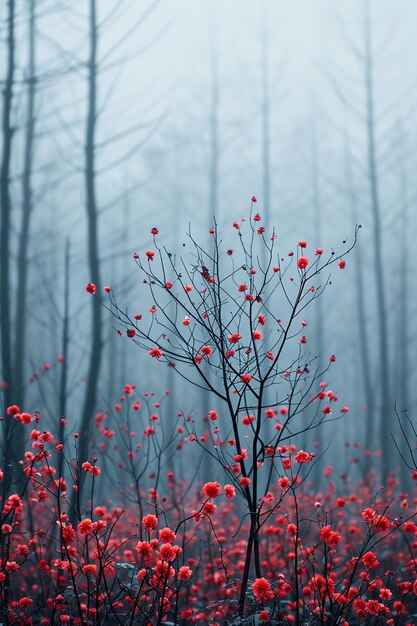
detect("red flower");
top-left (298, 256), bottom-right (308, 270)
top-left (104, 285), bottom-right (112, 292)
top-left (145, 250), bottom-right (155, 260)
top-left (127, 329), bottom-right (136, 338)
top-left (142, 514), bottom-right (158, 531)
top-left (178, 565), bottom-right (192, 580)
top-left (85, 283), bottom-right (96, 294)
top-left (135, 540), bottom-right (154, 565)
top-left (338, 260), bottom-right (346, 269)
top-left (229, 333), bottom-right (242, 343)
top-left (151, 227), bottom-right (159, 235)
top-left (200, 345), bottom-right (213, 357)
top-left (6, 405), bottom-right (20, 415)
top-left (252, 577), bottom-right (273, 603)
top-left (252, 330), bottom-right (262, 340)
top-left (203, 482), bottom-right (221, 498)
top-left (61, 523), bottom-right (76, 543)
top-left (362, 551), bottom-right (379, 569)
top-left (224, 484), bottom-right (236, 499)
top-left (259, 610), bottom-right (270, 621)
top-left (82, 564), bottom-right (98, 576)
top-left (298, 241), bottom-right (307, 248)
top-left (149, 348), bottom-right (163, 359)
top-left (242, 414), bottom-right (255, 425)
top-left (78, 519), bottom-right (94, 535)
top-left (253, 212), bottom-right (261, 221)
top-left (252, 196), bottom-right (257, 203)
top-left (241, 374), bottom-right (252, 384)
top-left (159, 543), bottom-right (177, 562)
top-left (159, 527), bottom-right (176, 543)
top-left (294, 450), bottom-right (312, 463)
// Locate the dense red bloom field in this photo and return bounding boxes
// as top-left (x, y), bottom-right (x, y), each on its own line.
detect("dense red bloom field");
top-left (2, 407), bottom-right (417, 625)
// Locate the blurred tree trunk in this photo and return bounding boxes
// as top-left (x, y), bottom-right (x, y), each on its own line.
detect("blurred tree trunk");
top-left (395, 127), bottom-right (410, 490)
top-left (363, 2), bottom-right (391, 478)
top-left (344, 135), bottom-right (374, 470)
top-left (75, 0), bottom-right (102, 511)
top-left (261, 1), bottom-right (271, 227)
top-left (0, 0), bottom-right (16, 497)
top-left (15, 0), bottom-right (36, 410)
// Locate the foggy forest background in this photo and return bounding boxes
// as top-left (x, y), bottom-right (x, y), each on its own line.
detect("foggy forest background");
top-left (1, 0), bottom-right (416, 486)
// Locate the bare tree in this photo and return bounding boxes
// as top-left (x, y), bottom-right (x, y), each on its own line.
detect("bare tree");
top-left (15, 0), bottom-right (37, 409)
top-left (0, 0), bottom-right (16, 494)
top-left (76, 0), bottom-right (103, 495)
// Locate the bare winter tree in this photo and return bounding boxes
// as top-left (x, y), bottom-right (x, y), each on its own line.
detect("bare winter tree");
top-left (15, 0), bottom-right (37, 410)
top-left (0, 0), bottom-right (16, 493)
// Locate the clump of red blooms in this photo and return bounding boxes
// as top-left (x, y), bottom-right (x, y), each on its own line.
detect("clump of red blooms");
top-left (1, 398), bottom-right (417, 624)
top-left (6, 207), bottom-right (410, 624)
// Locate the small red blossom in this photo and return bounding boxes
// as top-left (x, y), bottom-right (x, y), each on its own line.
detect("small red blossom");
top-left (149, 348), bottom-right (163, 359)
top-left (298, 256), bottom-right (308, 270)
top-left (203, 482), bottom-right (222, 498)
top-left (224, 484), bottom-right (236, 498)
top-left (252, 577), bottom-right (274, 603)
top-left (142, 514), bottom-right (158, 532)
top-left (78, 519), bottom-right (94, 535)
top-left (85, 283), bottom-right (96, 294)
top-left (178, 565), bottom-right (192, 580)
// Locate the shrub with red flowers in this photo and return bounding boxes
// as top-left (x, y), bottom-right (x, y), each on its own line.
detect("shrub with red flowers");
top-left (105, 207), bottom-right (359, 613)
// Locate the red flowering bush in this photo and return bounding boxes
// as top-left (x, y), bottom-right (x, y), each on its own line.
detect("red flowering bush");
top-left (0, 400), bottom-right (416, 623)
top-left (105, 207), bottom-right (359, 612)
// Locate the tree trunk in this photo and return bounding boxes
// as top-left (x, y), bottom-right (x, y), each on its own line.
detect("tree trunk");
top-left (74, 0), bottom-right (102, 514)
top-left (363, 2), bottom-right (391, 480)
top-left (15, 0), bottom-right (36, 410)
top-left (344, 134), bottom-right (374, 473)
top-left (0, 0), bottom-right (16, 498)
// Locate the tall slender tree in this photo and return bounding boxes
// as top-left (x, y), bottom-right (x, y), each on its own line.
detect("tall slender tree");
top-left (0, 0), bottom-right (16, 411)
top-left (15, 0), bottom-right (37, 409)
top-left (362, 1), bottom-right (391, 475)
top-left (0, 0), bottom-right (16, 497)
top-left (76, 0), bottom-right (102, 505)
